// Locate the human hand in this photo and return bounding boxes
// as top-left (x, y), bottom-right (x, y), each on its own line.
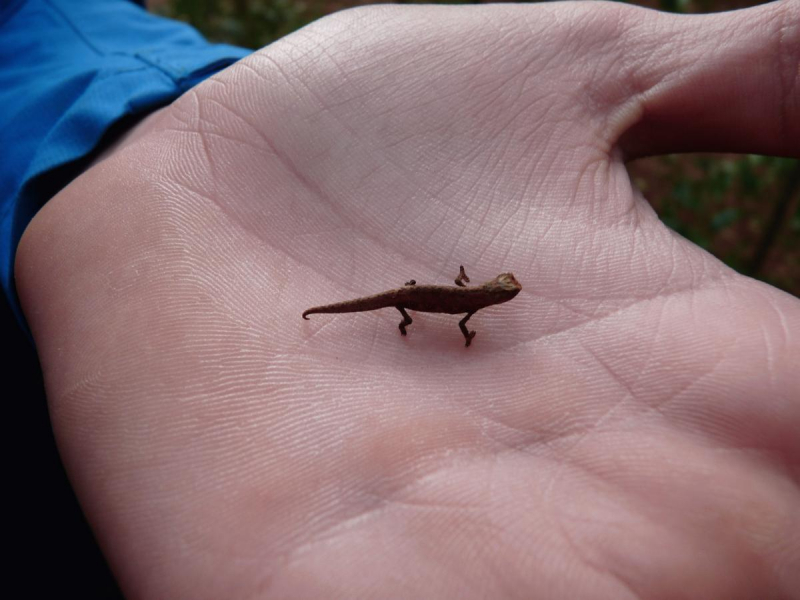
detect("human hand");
top-left (17, 2), bottom-right (800, 597)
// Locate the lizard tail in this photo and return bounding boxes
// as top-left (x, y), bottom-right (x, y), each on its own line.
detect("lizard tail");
top-left (301, 293), bottom-right (398, 319)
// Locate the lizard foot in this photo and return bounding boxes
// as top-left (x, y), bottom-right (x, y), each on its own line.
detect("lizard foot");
top-left (397, 306), bottom-right (412, 337)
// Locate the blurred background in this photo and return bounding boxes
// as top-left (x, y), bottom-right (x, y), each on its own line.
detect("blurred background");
top-left (11, 1), bottom-right (796, 597)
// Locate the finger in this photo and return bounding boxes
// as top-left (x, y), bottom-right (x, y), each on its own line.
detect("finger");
top-left (615, 0), bottom-right (800, 158)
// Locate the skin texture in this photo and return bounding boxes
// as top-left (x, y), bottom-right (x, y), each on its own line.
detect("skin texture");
top-left (302, 268), bottom-right (522, 346)
top-left (15, 1), bottom-right (800, 598)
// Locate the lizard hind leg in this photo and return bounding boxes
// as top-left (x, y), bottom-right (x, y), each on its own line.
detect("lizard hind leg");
top-left (459, 311), bottom-right (477, 347)
top-left (396, 306), bottom-right (413, 336)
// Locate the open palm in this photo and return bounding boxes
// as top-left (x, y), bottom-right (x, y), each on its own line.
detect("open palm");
top-left (18, 2), bottom-right (799, 598)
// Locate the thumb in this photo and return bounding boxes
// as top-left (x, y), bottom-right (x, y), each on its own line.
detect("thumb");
top-left (615, 0), bottom-right (800, 158)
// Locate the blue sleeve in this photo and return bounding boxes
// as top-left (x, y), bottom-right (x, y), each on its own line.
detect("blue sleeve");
top-left (0, 0), bottom-right (251, 328)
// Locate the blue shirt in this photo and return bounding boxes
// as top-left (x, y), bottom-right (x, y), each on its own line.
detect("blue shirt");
top-left (0, 0), bottom-right (251, 327)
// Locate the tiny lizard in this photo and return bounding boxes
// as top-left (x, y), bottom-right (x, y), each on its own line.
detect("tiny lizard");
top-left (302, 266), bottom-right (521, 346)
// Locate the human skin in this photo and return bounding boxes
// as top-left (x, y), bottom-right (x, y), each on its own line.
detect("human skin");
top-left (15, 1), bottom-right (800, 598)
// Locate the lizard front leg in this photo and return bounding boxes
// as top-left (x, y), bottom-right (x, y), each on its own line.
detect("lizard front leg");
top-left (454, 265), bottom-right (470, 287)
top-left (396, 306), bottom-right (413, 336)
top-left (459, 311), bottom-right (477, 346)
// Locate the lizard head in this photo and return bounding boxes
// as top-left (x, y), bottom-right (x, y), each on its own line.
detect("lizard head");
top-left (487, 272), bottom-right (522, 299)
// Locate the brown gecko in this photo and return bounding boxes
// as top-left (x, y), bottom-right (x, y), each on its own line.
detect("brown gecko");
top-left (302, 266), bottom-right (521, 346)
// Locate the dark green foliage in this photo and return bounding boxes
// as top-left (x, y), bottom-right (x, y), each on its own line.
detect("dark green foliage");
top-left (153, 0), bottom-right (323, 48)
top-left (630, 155), bottom-right (799, 294)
